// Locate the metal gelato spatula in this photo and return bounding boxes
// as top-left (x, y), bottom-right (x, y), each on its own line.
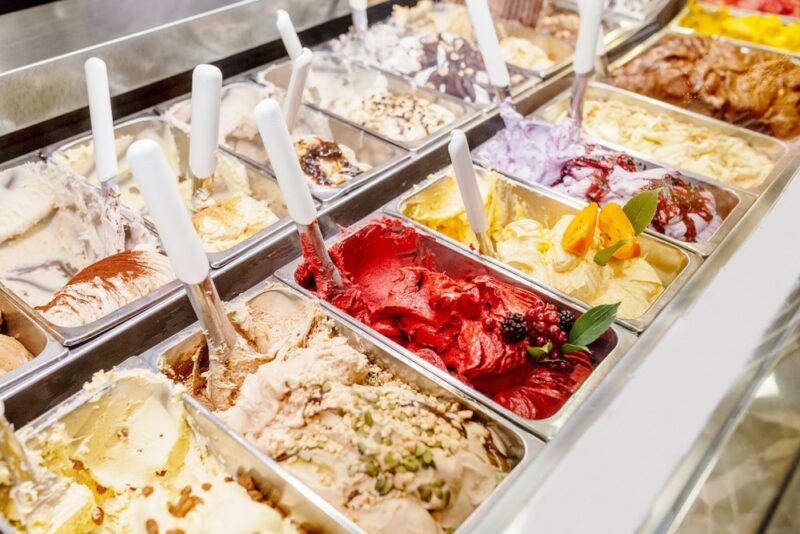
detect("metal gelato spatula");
top-left (128, 138), bottom-right (238, 410)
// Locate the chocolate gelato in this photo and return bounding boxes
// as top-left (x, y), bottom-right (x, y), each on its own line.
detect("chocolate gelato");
top-left (611, 33), bottom-right (800, 139)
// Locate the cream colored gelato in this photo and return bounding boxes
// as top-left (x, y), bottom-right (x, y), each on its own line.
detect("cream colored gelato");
top-left (53, 122), bottom-right (283, 253)
top-left (500, 36), bottom-right (554, 71)
top-left (2, 371), bottom-right (297, 533)
top-left (162, 287), bottom-right (508, 533)
top-left (543, 98), bottom-right (774, 189)
top-left (35, 250), bottom-right (175, 328)
top-left (192, 195), bottom-right (279, 253)
top-left (401, 172), bottom-right (665, 319)
top-left (0, 162), bottom-right (159, 310)
top-left (329, 91), bottom-right (456, 143)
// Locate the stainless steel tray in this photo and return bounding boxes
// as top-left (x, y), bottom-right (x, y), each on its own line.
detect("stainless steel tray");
top-left (140, 279), bottom-right (543, 532)
top-left (387, 167), bottom-right (703, 332)
top-left (670, 2), bottom-right (800, 58)
top-left (17, 367), bottom-right (359, 534)
top-left (610, 24), bottom-right (800, 141)
top-left (158, 80), bottom-right (410, 203)
top-left (536, 78), bottom-right (793, 197)
top-left (274, 214), bottom-right (637, 440)
top-left (0, 153), bottom-right (182, 347)
top-left (472, 96), bottom-right (757, 258)
top-left (0, 290), bottom-right (67, 394)
top-left (255, 52), bottom-right (479, 153)
top-left (45, 114), bottom-right (304, 269)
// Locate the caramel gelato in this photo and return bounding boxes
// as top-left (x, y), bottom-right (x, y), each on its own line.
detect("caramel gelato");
top-left (611, 33), bottom-right (800, 139)
top-left (162, 287), bottom-right (509, 533)
top-left (0, 311), bottom-right (33, 377)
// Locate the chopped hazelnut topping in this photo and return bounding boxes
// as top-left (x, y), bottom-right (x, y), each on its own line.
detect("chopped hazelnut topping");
top-left (168, 487), bottom-right (204, 518)
top-left (91, 507), bottom-right (104, 525)
top-left (145, 519), bottom-right (159, 534)
top-left (142, 486), bottom-right (154, 497)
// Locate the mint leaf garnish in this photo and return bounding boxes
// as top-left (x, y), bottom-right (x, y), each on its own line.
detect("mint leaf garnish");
top-left (561, 342), bottom-right (590, 354)
top-left (568, 303), bottom-right (619, 348)
top-left (594, 240), bottom-right (627, 266)
top-left (623, 189), bottom-right (659, 235)
top-left (527, 341), bottom-right (553, 360)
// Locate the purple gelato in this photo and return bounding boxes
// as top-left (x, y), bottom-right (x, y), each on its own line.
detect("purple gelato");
top-left (475, 103), bottom-right (723, 243)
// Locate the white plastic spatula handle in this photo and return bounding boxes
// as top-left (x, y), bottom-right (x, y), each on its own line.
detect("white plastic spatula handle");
top-left (283, 48), bottom-right (313, 133)
top-left (448, 130), bottom-right (489, 235)
top-left (349, 0), bottom-right (368, 33)
top-left (254, 99), bottom-right (316, 225)
top-left (575, 0), bottom-right (604, 75)
top-left (464, 0), bottom-right (510, 89)
top-left (276, 9), bottom-right (303, 60)
top-left (84, 58), bottom-right (118, 184)
top-left (189, 65), bottom-right (222, 179)
top-left (128, 139), bottom-right (209, 285)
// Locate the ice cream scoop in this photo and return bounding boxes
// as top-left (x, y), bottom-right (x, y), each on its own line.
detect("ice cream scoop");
top-left (465, 0), bottom-right (512, 99)
top-left (569, 0), bottom-right (604, 130)
top-left (276, 9), bottom-right (303, 60)
top-left (188, 64), bottom-right (223, 209)
top-left (84, 57), bottom-right (126, 252)
top-left (128, 139), bottom-right (237, 408)
top-left (255, 99), bottom-right (343, 288)
top-left (448, 130), bottom-right (496, 256)
top-left (283, 48), bottom-right (313, 132)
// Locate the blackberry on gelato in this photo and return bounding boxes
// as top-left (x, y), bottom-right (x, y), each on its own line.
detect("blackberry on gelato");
top-left (476, 103), bottom-right (723, 243)
top-left (611, 33), bottom-right (800, 139)
top-left (162, 286), bottom-right (510, 533)
top-left (295, 217), bottom-right (610, 421)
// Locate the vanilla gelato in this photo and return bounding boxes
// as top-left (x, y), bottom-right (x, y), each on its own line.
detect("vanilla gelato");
top-left (401, 172), bottom-right (665, 319)
top-left (500, 36), bottom-right (555, 71)
top-left (53, 121), bottom-right (283, 253)
top-left (543, 98), bottom-right (775, 189)
top-left (0, 162), bottom-right (160, 311)
top-left (2, 371), bottom-right (298, 533)
top-left (192, 195), bottom-right (279, 253)
top-left (162, 287), bottom-right (508, 533)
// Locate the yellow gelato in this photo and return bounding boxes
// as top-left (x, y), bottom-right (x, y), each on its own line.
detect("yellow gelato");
top-left (543, 98), bottom-right (775, 189)
top-left (2, 372), bottom-right (298, 533)
top-left (679, 3), bottom-right (800, 53)
top-left (401, 172), bottom-right (665, 319)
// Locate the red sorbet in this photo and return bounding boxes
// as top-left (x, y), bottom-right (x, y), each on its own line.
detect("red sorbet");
top-left (295, 217), bottom-right (594, 420)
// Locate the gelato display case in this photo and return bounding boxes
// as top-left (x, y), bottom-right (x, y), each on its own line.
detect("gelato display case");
top-left (0, 0), bottom-right (799, 532)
